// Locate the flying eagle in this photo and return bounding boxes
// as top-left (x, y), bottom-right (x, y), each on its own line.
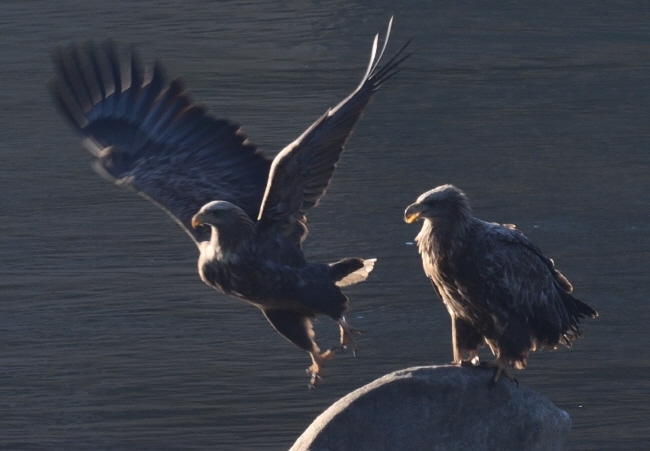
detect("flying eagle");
top-left (49, 21), bottom-right (409, 386)
top-left (404, 185), bottom-right (597, 382)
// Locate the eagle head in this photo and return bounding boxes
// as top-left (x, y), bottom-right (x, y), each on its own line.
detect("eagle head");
top-left (404, 184), bottom-right (470, 223)
top-left (191, 201), bottom-right (254, 229)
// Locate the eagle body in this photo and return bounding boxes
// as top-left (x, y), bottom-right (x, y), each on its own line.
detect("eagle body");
top-left (406, 185), bottom-right (597, 378)
top-left (197, 223), bottom-right (349, 317)
top-left (50, 21), bottom-right (408, 385)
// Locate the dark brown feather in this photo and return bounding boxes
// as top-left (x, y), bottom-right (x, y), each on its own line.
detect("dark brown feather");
top-left (48, 41), bottom-right (270, 245)
top-left (50, 26), bottom-right (404, 383)
top-left (408, 185), bottom-right (597, 369)
top-left (257, 35), bottom-right (411, 246)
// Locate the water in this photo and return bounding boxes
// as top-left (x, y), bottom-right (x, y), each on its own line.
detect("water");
top-left (1, 1), bottom-right (648, 449)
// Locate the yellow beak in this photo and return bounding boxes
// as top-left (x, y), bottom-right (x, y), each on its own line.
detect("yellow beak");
top-left (191, 213), bottom-right (203, 229)
top-left (404, 204), bottom-right (422, 224)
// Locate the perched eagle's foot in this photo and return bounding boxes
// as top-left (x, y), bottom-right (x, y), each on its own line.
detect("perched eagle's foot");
top-left (306, 350), bottom-right (334, 388)
top-left (337, 317), bottom-right (363, 356)
top-left (491, 366), bottom-right (518, 387)
top-left (459, 358), bottom-right (479, 368)
top-left (453, 351), bottom-right (480, 367)
top-left (458, 352), bottom-right (480, 367)
top-left (479, 359), bottom-right (518, 386)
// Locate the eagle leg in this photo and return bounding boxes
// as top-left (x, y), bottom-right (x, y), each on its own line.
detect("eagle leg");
top-left (452, 316), bottom-right (484, 366)
top-left (307, 349), bottom-right (334, 388)
top-left (337, 317), bottom-right (363, 356)
top-left (479, 357), bottom-right (518, 386)
top-left (262, 309), bottom-right (336, 387)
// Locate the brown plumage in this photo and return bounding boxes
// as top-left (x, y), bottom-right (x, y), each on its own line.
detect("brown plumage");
top-left (49, 20), bottom-right (410, 386)
top-left (405, 185), bottom-right (597, 382)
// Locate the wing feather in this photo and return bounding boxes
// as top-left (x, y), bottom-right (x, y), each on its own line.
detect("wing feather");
top-left (48, 41), bottom-right (271, 246)
top-left (467, 224), bottom-right (574, 331)
top-left (257, 20), bottom-right (411, 245)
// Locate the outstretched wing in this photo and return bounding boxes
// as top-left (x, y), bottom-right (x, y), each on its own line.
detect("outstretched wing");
top-left (48, 41), bottom-right (271, 246)
top-left (257, 19), bottom-right (411, 245)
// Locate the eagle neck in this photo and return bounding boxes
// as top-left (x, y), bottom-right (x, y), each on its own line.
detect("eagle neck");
top-left (416, 212), bottom-right (473, 261)
top-left (208, 221), bottom-right (255, 263)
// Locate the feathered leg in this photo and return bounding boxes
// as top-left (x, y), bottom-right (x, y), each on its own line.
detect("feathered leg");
top-left (481, 317), bottom-right (530, 384)
top-left (262, 309), bottom-right (333, 387)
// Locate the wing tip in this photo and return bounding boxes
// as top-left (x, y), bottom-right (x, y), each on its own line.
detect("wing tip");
top-left (337, 18), bottom-right (411, 114)
top-left (367, 17), bottom-right (412, 84)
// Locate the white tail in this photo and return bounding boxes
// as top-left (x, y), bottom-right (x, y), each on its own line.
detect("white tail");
top-left (335, 258), bottom-right (377, 287)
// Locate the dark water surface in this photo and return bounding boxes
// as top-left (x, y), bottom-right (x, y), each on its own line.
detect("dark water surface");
top-left (1, 1), bottom-right (648, 449)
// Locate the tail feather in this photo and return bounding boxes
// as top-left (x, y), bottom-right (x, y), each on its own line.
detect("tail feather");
top-left (560, 292), bottom-right (598, 344)
top-left (330, 258), bottom-right (377, 287)
top-left (567, 294), bottom-right (598, 320)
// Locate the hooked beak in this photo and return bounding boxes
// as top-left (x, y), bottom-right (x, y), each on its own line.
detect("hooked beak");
top-left (191, 212), bottom-right (204, 229)
top-left (404, 203), bottom-right (424, 224)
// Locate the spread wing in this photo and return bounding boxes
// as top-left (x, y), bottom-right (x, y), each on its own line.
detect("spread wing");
top-left (257, 18), bottom-right (411, 245)
top-left (48, 41), bottom-right (271, 246)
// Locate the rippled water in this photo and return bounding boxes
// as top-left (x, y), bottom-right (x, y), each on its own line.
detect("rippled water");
top-left (1, 1), bottom-right (648, 449)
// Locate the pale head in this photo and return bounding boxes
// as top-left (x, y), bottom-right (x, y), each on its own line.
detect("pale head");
top-left (404, 184), bottom-right (471, 224)
top-left (191, 200), bottom-right (253, 229)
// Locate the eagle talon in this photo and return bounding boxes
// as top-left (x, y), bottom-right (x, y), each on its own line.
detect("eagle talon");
top-left (459, 359), bottom-right (478, 368)
top-left (306, 349), bottom-right (334, 387)
top-left (338, 317), bottom-right (363, 353)
top-left (306, 368), bottom-right (321, 388)
top-left (339, 345), bottom-right (358, 358)
top-left (453, 352), bottom-right (480, 367)
top-left (307, 371), bottom-right (321, 388)
top-left (479, 359), bottom-right (518, 386)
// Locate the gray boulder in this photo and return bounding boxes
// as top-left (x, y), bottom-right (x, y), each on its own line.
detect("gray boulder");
top-left (290, 365), bottom-right (571, 451)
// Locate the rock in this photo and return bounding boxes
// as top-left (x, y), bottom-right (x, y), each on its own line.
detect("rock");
top-left (290, 365), bottom-right (571, 451)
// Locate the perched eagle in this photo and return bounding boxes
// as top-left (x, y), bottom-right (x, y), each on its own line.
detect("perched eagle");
top-left (49, 20), bottom-right (409, 386)
top-left (404, 185), bottom-right (597, 382)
